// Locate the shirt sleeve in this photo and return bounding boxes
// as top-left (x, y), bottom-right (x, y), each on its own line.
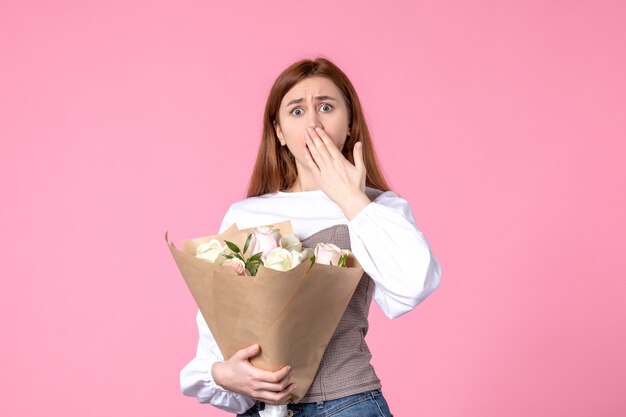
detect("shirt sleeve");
top-left (347, 191), bottom-right (442, 319)
top-left (179, 311), bottom-right (256, 413)
top-left (179, 205), bottom-right (256, 413)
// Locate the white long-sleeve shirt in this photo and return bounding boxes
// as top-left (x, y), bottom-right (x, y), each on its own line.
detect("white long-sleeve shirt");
top-left (180, 187), bottom-right (442, 413)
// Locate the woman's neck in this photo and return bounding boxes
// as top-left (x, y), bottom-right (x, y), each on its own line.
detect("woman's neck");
top-left (286, 164), bottom-right (319, 192)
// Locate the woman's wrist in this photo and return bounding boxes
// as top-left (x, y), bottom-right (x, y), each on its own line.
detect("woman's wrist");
top-left (211, 361), bottom-right (225, 387)
top-left (338, 191), bottom-right (371, 220)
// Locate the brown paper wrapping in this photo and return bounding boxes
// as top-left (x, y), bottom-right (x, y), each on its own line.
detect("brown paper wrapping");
top-left (166, 221), bottom-right (364, 402)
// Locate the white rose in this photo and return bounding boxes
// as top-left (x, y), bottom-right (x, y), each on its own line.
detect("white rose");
top-left (280, 234), bottom-right (302, 252)
top-left (299, 248), bottom-right (313, 262)
top-left (251, 226), bottom-right (281, 258)
top-left (223, 257), bottom-right (250, 276)
top-left (313, 243), bottom-right (350, 266)
top-left (263, 247), bottom-right (305, 272)
top-left (289, 249), bottom-right (306, 269)
top-left (196, 239), bottom-right (227, 264)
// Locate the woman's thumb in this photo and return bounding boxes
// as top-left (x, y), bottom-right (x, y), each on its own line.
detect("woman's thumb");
top-left (236, 343), bottom-right (260, 359)
top-left (354, 141), bottom-right (365, 173)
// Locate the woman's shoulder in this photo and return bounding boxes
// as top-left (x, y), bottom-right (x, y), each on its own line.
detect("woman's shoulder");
top-left (366, 187), bottom-right (405, 205)
top-left (221, 193), bottom-right (276, 219)
top-left (228, 192), bottom-right (278, 210)
top-left (366, 187), bottom-right (415, 220)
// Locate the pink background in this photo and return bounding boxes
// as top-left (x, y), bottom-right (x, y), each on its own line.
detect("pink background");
top-left (1, 1), bottom-right (625, 416)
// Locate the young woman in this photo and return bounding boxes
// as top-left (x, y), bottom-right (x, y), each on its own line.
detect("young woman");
top-left (180, 57), bottom-right (442, 417)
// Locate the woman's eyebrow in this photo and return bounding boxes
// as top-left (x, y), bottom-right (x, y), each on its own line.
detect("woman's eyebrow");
top-left (285, 96), bottom-right (337, 107)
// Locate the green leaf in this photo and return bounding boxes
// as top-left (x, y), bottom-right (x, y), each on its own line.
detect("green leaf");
top-left (338, 254), bottom-right (347, 268)
top-left (224, 254), bottom-right (234, 259)
top-left (224, 240), bottom-right (240, 253)
top-left (247, 261), bottom-right (260, 276)
top-left (309, 254), bottom-right (316, 270)
top-left (243, 233), bottom-right (253, 254)
top-left (245, 258), bottom-right (261, 269)
top-left (248, 252), bottom-right (263, 262)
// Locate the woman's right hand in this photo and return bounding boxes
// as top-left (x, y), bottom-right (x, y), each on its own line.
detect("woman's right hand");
top-left (211, 343), bottom-right (297, 404)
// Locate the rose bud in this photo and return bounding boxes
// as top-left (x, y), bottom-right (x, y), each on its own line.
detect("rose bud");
top-left (263, 247), bottom-right (305, 272)
top-left (251, 226), bottom-right (281, 258)
top-left (196, 239), bottom-right (227, 264)
top-left (223, 258), bottom-right (250, 276)
top-left (313, 243), bottom-right (350, 267)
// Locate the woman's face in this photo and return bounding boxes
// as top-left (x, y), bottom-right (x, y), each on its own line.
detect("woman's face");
top-left (274, 76), bottom-right (351, 169)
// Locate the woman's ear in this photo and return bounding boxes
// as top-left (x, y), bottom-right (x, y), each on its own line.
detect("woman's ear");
top-left (274, 122), bottom-right (285, 146)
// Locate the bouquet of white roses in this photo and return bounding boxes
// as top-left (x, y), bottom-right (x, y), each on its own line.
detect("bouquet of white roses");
top-left (166, 221), bottom-right (363, 415)
top-left (196, 225), bottom-right (350, 275)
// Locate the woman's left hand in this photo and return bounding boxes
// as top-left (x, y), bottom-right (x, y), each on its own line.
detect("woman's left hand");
top-left (305, 126), bottom-right (371, 219)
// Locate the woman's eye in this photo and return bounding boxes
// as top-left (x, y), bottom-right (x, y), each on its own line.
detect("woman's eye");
top-left (290, 104), bottom-right (332, 116)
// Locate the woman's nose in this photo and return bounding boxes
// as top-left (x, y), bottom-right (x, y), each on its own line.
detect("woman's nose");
top-left (307, 117), bottom-right (323, 131)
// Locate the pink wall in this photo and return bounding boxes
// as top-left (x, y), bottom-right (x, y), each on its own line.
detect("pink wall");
top-left (1, 1), bottom-right (624, 416)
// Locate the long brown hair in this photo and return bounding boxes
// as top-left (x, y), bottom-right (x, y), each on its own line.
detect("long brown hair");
top-left (247, 56), bottom-right (390, 197)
